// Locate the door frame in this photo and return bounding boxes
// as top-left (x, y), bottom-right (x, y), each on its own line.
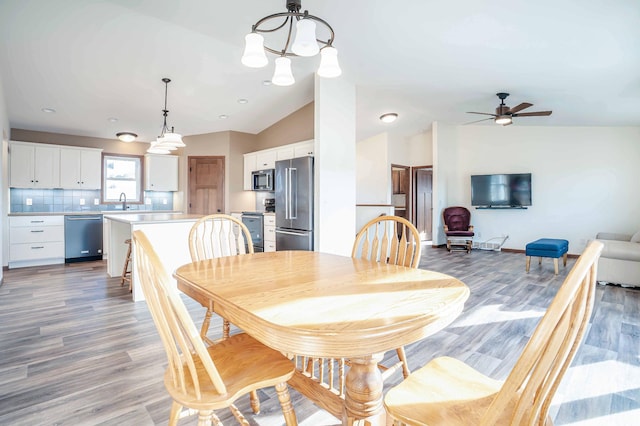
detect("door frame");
top-left (411, 165), bottom-right (433, 241)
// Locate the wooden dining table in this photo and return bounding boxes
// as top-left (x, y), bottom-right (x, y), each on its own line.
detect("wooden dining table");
top-left (174, 250), bottom-right (470, 426)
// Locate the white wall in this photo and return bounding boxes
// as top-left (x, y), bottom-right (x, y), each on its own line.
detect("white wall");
top-left (434, 125), bottom-right (640, 254)
top-left (0, 74), bottom-right (8, 275)
top-left (315, 75), bottom-right (356, 256)
top-left (356, 133), bottom-right (389, 204)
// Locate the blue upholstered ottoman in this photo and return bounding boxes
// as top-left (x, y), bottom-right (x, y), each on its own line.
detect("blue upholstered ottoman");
top-left (525, 238), bottom-right (569, 275)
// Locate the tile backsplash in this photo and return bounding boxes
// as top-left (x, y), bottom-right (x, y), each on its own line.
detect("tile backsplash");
top-left (10, 188), bottom-right (174, 213)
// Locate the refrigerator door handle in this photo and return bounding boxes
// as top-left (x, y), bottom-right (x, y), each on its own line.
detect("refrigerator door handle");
top-left (276, 229), bottom-right (309, 236)
top-left (289, 167), bottom-right (297, 219)
top-left (284, 167), bottom-right (289, 219)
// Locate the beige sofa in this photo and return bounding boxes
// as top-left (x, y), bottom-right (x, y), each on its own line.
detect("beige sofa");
top-left (595, 231), bottom-right (640, 288)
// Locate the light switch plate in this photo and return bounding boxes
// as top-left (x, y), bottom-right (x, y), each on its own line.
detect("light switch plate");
top-left (26, 198), bottom-right (32, 206)
top-left (94, 198), bottom-right (99, 205)
top-left (79, 198), bottom-right (85, 205)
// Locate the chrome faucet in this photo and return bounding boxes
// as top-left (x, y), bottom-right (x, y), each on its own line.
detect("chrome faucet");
top-left (119, 192), bottom-right (127, 210)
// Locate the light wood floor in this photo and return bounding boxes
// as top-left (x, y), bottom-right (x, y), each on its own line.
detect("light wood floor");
top-left (0, 247), bottom-right (638, 425)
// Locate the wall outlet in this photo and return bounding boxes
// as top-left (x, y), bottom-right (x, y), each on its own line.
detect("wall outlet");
top-left (162, 198), bottom-right (167, 205)
top-left (145, 198), bottom-right (152, 205)
top-left (94, 198), bottom-right (99, 205)
top-left (79, 198), bottom-right (85, 205)
top-left (26, 198), bottom-right (32, 206)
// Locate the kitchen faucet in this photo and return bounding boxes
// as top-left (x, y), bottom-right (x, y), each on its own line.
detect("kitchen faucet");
top-left (119, 192), bottom-right (127, 210)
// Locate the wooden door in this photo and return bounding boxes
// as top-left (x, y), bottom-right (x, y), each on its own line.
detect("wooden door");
top-left (188, 156), bottom-right (225, 215)
top-left (414, 167), bottom-right (433, 241)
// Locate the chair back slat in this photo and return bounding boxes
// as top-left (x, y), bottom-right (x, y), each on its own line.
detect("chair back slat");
top-left (352, 215), bottom-right (421, 268)
top-left (189, 214), bottom-right (254, 262)
top-left (133, 230), bottom-right (228, 400)
top-left (481, 240), bottom-right (602, 426)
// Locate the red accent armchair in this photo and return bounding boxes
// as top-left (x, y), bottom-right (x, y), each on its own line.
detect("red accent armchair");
top-left (443, 207), bottom-right (474, 253)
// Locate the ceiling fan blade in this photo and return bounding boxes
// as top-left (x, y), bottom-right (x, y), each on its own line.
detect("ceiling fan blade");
top-left (466, 111), bottom-right (497, 116)
top-left (512, 111), bottom-right (552, 117)
top-left (464, 117), bottom-right (494, 125)
top-left (508, 102), bottom-right (533, 114)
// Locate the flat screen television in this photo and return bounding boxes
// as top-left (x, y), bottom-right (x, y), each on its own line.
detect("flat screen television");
top-left (470, 173), bottom-right (532, 207)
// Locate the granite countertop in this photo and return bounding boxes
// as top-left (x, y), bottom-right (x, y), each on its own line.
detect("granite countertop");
top-left (103, 213), bottom-right (203, 224)
top-left (8, 210), bottom-right (179, 217)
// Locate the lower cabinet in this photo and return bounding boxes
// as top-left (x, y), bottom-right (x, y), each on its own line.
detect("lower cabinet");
top-left (264, 214), bottom-right (276, 252)
top-left (9, 215), bottom-right (65, 268)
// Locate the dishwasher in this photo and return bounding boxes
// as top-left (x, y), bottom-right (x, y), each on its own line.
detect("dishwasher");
top-left (64, 214), bottom-right (104, 263)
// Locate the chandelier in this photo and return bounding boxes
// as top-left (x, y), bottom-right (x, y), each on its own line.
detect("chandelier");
top-left (147, 78), bottom-right (185, 154)
top-left (241, 0), bottom-right (341, 86)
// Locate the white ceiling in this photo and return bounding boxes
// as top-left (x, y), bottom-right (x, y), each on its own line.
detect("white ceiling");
top-left (0, 0), bottom-right (638, 144)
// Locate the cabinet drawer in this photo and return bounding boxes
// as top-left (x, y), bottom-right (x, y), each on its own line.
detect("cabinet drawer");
top-left (10, 215), bottom-right (64, 227)
top-left (10, 242), bottom-right (65, 261)
top-left (264, 225), bottom-right (276, 242)
top-left (264, 241), bottom-right (276, 252)
top-left (264, 215), bottom-right (276, 226)
top-left (10, 225), bottom-right (64, 243)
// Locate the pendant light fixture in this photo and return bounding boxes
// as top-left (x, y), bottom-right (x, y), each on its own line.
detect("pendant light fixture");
top-left (148, 78), bottom-right (184, 154)
top-left (241, 0), bottom-right (341, 86)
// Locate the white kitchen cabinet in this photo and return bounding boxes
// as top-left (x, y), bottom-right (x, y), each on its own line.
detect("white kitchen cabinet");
top-left (256, 150), bottom-right (277, 170)
top-left (59, 147), bottom-right (103, 189)
top-left (276, 147), bottom-right (294, 162)
top-left (9, 141), bottom-right (60, 188)
top-left (294, 140), bottom-right (314, 157)
top-left (264, 214), bottom-right (276, 252)
top-left (9, 215), bottom-right (65, 268)
top-left (243, 153), bottom-right (257, 190)
top-left (145, 154), bottom-right (178, 191)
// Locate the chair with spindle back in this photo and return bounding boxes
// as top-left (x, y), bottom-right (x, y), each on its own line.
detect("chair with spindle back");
top-left (188, 214), bottom-right (262, 415)
top-left (188, 214), bottom-right (254, 345)
top-left (384, 240), bottom-right (603, 426)
top-left (351, 215), bottom-right (422, 379)
top-left (132, 229), bottom-right (297, 426)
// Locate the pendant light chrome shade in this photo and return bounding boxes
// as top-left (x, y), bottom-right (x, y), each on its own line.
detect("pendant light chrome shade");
top-left (241, 0), bottom-right (340, 86)
top-left (148, 78), bottom-right (184, 154)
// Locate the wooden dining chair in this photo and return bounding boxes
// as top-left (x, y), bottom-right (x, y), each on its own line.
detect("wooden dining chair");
top-left (384, 240), bottom-right (604, 426)
top-left (188, 214), bottom-right (254, 345)
top-left (132, 230), bottom-right (297, 426)
top-left (351, 215), bottom-right (422, 380)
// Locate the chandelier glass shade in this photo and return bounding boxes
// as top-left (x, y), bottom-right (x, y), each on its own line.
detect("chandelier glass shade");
top-left (148, 78), bottom-right (184, 154)
top-left (241, 0), bottom-right (341, 86)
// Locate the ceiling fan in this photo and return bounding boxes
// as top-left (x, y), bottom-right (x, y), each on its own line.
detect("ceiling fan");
top-left (467, 93), bottom-right (552, 126)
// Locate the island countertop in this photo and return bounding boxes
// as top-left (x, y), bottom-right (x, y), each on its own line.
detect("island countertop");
top-left (104, 213), bottom-right (203, 224)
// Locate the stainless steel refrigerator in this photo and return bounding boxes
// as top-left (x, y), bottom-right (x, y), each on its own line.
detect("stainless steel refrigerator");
top-left (275, 156), bottom-right (314, 251)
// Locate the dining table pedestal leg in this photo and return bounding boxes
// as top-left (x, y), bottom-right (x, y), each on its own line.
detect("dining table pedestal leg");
top-left (343, 353), bottom-right (386, 426)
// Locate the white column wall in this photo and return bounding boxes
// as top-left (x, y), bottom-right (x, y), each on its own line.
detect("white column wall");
top-left (314, 75), bottom-right (356, 256)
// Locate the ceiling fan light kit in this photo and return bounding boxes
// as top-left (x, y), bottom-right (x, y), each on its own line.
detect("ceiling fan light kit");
top-left (148, 78), bottom-right (184, 154)
top-left (241, 0), bottom-right (341, 86)
top-left (467, 92), bottom-right (552, 126)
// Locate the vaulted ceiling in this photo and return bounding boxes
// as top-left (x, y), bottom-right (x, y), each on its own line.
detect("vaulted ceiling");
top-left (0, 0), bottom-right (638, 144)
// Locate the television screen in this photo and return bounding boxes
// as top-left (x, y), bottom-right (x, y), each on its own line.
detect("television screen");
top-left (471, 173), bottom-right (532, 207)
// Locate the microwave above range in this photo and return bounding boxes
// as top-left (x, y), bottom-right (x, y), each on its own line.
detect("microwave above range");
top-left (251, 169), bottom-right (274, 191)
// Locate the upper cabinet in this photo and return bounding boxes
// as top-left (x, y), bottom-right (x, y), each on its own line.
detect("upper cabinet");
top-left (145, 154), bottom-right (178, 191)
top-left (256, 151), bottom-right (277, 170)
top-left (9, 141), bottom-right (61, 188)
top-left (59, 147), bottom-right (103, 189)
top-left (243, 140), bottom-right (315, 190)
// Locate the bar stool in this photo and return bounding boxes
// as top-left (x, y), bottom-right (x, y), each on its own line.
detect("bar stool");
top-left (121, 239), bottom-right (132, 291)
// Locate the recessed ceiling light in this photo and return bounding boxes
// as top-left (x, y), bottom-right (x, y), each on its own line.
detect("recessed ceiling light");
top-left (380, 113), bottom-right (398, 123)
top-left (262, 80), bottom-right (272, 86)
top-left (107, 117), bottom-right (119, 123)
top-left (237, 98), bottom-right (249, 104)
top-left (116, 132), bottom-right (138, 142)
top-left (219, 114), bottom-right (229, 119)
top-left (41, 108), bottom-right (56, 113)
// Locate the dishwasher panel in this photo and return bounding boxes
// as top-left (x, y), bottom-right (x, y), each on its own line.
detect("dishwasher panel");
top-left (64, 214), bottom-right (104, 263)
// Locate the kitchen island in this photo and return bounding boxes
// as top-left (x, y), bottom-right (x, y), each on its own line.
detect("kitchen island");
top-left (104, 213), bottom-right (202, 301)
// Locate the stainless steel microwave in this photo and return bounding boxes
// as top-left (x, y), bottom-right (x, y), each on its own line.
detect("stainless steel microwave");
top-left (251, 169), bottom-right (274, 191)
